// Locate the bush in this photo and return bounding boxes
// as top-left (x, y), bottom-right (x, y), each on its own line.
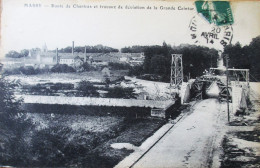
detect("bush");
top-left (128, 65), bottom-right (143, 76)
top-left (0, 77), bottom-right (33, 166)
top-left (3, 66), bottom-right (37, 75)
top-left (108, 62), bottom-right (131, 70)
top-left (76, 80), bottom-right (99, 97)
top-left (80, 62), bottom-right (96, 71)
top-left (3, 66), bottom-right (50, 75)
top-left (51, 64), bottom-right (76, 73)
top-left (106, 87), bottom-right (137, 99)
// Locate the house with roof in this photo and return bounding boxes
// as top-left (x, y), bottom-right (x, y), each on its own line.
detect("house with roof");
top-left (2, 57), bottom-right (24, 69)
top-left (101, 67), bottom-right (111, 77)
top-left (59, 54), bottom-right (84, 68)
top-left (59, 55), bottom-right (75, 65)
top-left (37, 52), bottom-right (56, 65)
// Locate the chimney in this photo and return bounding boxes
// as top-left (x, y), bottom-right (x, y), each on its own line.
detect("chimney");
top-left (56, 48), bottom-right (58, 64)
top-left (72, 41), bottom-right (74, 56)
top-left (84, 45), bottom-right (87, 62)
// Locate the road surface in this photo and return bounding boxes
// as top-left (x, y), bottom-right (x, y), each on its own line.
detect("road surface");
top-left (117, 99), bottom-right (228, 168)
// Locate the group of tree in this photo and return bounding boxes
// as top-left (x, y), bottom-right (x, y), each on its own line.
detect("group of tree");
top-left (108, 62), bottom-right (131, 70)
top-left (127, 36), bottom-right (260, 82)
top-left (106, 86), bottom-right (137, 99)
top-left (50, 64), bottom-right (76, 73)
top-left (223, 36), bottom-right (260, 80)
top-left (75, 80), bottom-right (137, 99)
top-left (76, 80), bottom-right (99, 97)
top-left (121, 46), bottom-right (147, 53)
top-left (3, 66), bottom-right (50, 75)
top-left (0, 77), bottom-right (33, 165)
top-left (5, 49), bottom-right (30, 58)
top-left (78, 62), bottom-right (96, 72)
top-left (0, 77), bottom-right (118, 167)
top-left (58, 45), bottom-right (119, 53)
top-left (129, 42), bottom-right (218, 82)
top-left (3, 63), bottom-right (95, 75)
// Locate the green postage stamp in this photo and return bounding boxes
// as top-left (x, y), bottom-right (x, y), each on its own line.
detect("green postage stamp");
top-left (195, 1), bottom-right (234, 26)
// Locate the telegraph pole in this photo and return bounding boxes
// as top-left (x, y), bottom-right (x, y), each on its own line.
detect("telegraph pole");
top-left (225, 54), bottom-right (230, 123)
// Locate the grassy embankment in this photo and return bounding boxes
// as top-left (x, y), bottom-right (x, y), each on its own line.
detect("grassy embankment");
top-left (221, 99), bottom-right (260, 168)
top-left (14, 104), bottom-right (166, 167)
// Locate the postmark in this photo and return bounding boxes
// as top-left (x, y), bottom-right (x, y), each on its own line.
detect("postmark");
top-left (189, 15), bottom-right (233, 50)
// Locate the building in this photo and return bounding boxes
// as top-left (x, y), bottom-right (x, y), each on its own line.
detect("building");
top-left (59, 55), bottom-right (75, 65)
top-left (2, 41), bottom-right (145, 70)
top-left (37, 52), bottom-right (56, 65)
top-left (101, 67), bottom-right (111, 77)
top-left (59, 54), bottom-right (84, 68)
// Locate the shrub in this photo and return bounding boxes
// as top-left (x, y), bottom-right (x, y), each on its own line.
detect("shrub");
top-left (76, 80), bottom-right (99, 97)
top-left (106, 87), bottom-right (137, 99)
top-left (108, 62), bottom-right (131, 70)
top-left (51, 64), bottom-right (76, 73)
top-left (80, 62), bottom-right (96, 71)
top-left (0, 77), bottom-right (33, 166)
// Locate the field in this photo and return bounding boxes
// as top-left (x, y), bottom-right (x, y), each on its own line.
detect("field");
top-left (6, 71), bottom-right (173, 100)
top-left (9, 106), bottom-right (165, 167)
top-left (6, 70), bottom-right (128, 85)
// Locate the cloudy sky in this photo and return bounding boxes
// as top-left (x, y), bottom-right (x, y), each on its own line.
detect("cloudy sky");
top-left (1, 0), bottom-right (260, 57)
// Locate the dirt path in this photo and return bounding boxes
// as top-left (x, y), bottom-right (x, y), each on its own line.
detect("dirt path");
top-left (129, 99), bottom-right (227, 168)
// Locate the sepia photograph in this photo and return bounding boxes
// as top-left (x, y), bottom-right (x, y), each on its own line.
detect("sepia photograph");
top-left (0, 0), bottom-right (259, 167)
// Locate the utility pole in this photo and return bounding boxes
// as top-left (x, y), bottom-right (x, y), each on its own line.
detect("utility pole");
top-left (225, 54), bottom-right (230, 123)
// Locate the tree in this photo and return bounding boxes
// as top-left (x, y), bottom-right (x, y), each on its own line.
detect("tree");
top-left (141, 43), bottom-right (218, 82)
top-left (223, 42), bottom-right (250, 69)
top-left (76, 80), bottom-right (99, 97)
top-left (80, 62), bottom-right (95, 71)
top-left (0, 77), bottom-right (32, 165)
top-left (5, 50), bottom-right (30, 58)
top-left (58, 45), bottom-right (119, 53)
top-left (223, 36), bottom-right (260, 80)
top-left (150, 55), bottom-right (167, 74)
top-left (20, 49), bottom-right (29, 57)
top-left (128, 65), bottom-right (143, 76)
top-left (248, 36), bottom-right (260, 80)
top-left (5, 50), bottom-right (22, 58)
top-left (121, 45), bottom-right (147, 53)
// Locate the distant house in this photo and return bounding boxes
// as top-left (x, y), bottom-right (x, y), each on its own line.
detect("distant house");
top-left (101, 67), bottom-right (111, 77)
top-left (119, 57), bottom-right (129, 62)
top-left (37, 52), bottom-right (56, 65)
top-left (136, 91), bottom-right (149, 100)
top-left (59, 55), bottom-right (75, 65)
top-left (129, 60), bottom-right (143, 66)
top-left (2, 57), bottom-right (24, 69)
top-left (59, 54), bottom-right (84, 68)
top-left (24, 63), bottom-right (36, 67)
top-left (92, 53), bottom-right (120, 64)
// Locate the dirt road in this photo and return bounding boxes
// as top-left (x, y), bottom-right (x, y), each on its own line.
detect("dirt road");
top-left (131, 99), bottom-right (227, 168)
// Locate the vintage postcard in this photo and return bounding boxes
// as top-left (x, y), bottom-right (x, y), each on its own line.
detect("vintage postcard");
top-left (0, 0), bottom-right (259, 167)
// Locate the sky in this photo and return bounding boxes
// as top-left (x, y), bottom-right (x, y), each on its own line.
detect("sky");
top-left (1, 0), bottom-right (260, 57)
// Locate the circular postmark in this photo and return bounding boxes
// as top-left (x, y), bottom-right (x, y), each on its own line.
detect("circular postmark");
top-left (188, 15), bottom-right (233, 50)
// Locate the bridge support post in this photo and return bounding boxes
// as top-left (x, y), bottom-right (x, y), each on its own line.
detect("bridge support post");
top-left (170, 54), bottom-right (183, 91)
